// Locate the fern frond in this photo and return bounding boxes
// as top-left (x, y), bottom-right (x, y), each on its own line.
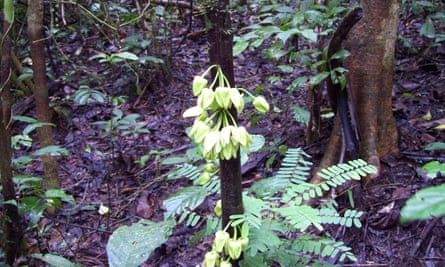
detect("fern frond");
top-left (163, 186), bottom-right (208, 220)
top-left (167, 163), bottom-right (201, 181)
top-left (317, 159), bottom-right (376, 182)
top-left (178, 211), bottom-right (201, 227)
top-left (294, 234), bottom-right (357, 263)
top-left (318, 208), bottom-right (363, 228)
top-left (275, 148), bottom-right (312, 184)
top-left (274, 205), bottom-right (323, 231)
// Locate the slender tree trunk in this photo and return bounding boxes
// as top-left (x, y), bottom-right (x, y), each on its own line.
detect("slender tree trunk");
top-left (206, 0), bottom-right (243, 235)
top-left (27, 1), bottom-right (60, 200)
top-left (0, 0), bottom-right (23, 264)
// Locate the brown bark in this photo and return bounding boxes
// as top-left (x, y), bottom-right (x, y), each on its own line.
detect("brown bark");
top-left (312, 0), bottom-right (399, 186)
top-left (28, 1), bottom-right (60, 195)
top-left (0, 3), bottom-right (23, 263)
top-left (206, 0), bottom-right (243, 235)
top-left (345, 0), bottom-right (399, 185)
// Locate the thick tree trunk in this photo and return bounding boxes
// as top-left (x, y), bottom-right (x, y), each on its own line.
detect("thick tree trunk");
top-left (28, 1), bottom-right (60, 200)
top-left (206, 0), bottom-right (243, 236)
top-left (0, 0), bottom-right (23, 264)
top-left (312, 0), bottom-right (399, 186)
top-left (345, 0), bottom-right (399, 185)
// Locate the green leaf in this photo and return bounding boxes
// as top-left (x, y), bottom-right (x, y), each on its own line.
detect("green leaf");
top-left (32, 253), bottom-right (82, 267)
top-left (309, 72), bottom-right (329, 88)
top-left (274, 205), bottom-right (323, 231)
top-left (23, 122), bottom-right (55, 135)
top-left (329, 49), bottom-right (350, 60)
top-left (419, 161), bottom-right (445, 179)
top-left (45, 189), bottom-right (76, 205)
top-left (424, 142), bottom-right (445, 151)
top-left (32, 145), bottom-right (69, 156)
top-left (114, 51), bottom-right (139, 61)
top-left (107, 220), bottom-right (174, 267)
top-left (300, 29), bottom-right (317, 42)
top-left (288, 76), bottom-right (308, 92)
top-left (233, 40), bottom-right (249, 56)
top-left (420, 22), bottom-right (435, 38)
top-left (400, 183), bottom-right (445, 223)
top-left (291, 105), bottom-right (310, 126)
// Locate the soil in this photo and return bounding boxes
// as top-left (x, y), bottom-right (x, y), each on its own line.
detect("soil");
top-left (7, 3), bottom-right (445, 267)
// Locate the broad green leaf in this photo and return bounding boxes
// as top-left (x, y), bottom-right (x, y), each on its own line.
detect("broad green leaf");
top-left (420, 22), bottom-right (435, 38)
top-left (300, 29), bottom-right (317, 42)
top-left (400, 183), bottom-right (445, 223)
top-left (309, 72), bottom-right (329, 88)
top-left (32, 253), bottom-right (82, 267)
top-left (330, 49), bottom-right (350, 60)
top-left (233, 40), bottom-right (249, 56)
top-left (419, 161), bottom-right (445, 179)
top-left (424, 142), bottom-right (445, 151)
top-left (107, 220), bottom-right (174, 267)
top-left (45, 189), bottom-right (76, 205)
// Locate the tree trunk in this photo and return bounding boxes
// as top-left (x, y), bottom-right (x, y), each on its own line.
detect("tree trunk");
top-left (27, 1), bottom-right (60, 202)
top-left (312, 0), bottom-right (399, 186)
top-left (206, 0), bottom-right (243, 237)
top-left (0, 0), bottom-right (23, 264)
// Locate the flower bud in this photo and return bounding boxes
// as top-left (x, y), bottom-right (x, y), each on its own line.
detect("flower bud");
top-left (197, 172), bottom-right (211, 185)
top-left (214, 199), bottom-right (222, 217)
top-left (203, 162), bottom-right (217, 173)
top-left (192, 76), bottom-right (208, 96)
top-left (253, 95), bottom-right (269, 113)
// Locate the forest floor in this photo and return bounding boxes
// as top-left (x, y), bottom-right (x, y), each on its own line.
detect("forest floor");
top-left (14, 5), bottom-right (445, 267)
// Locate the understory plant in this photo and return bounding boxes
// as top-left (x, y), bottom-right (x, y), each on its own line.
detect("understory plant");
top-left (400, 142), bottom-right (445, 223)
top-left (98, 64), bottom-right (377, 267)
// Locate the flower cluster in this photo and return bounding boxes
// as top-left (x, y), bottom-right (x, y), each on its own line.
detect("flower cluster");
top-left (202, 223), bottom-right (249, 267)
top-left (183, 65), bottom-right (269, 161)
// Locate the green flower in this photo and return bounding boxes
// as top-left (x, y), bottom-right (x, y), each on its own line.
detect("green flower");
top-left (214, 230), bottom-right (230, 252)
top-left (183, 105), bottom-right (203, 118)
top-left (215, 87), bottom-right (232, 109)
top-left (189, 120), bottom-right (210, 143)
top-left (226, 239), bottom-right (243, 260)
top-left (203, 131), bottom-right (221, 161)
top-left (230, 89), bottom-right (244, 114)
top-left (192, 76), bottom-right (208, 96)
top-left (202, 251), bottom-right (219, 267)
top-left (198, 88), bottom-right (216, 109)
top-left (220, 260), bottom-right (232, 267)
